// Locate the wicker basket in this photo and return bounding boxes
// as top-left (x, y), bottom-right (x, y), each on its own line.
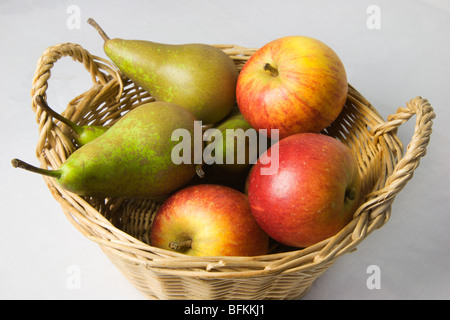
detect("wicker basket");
top-left (29, 42), bottom-right (435, 300)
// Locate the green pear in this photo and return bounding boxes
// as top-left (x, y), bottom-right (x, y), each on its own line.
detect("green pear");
top-left (88, 18), bottom-right (238, 124)
top-left (207, 107), bottom-right (255, 174)
top-left (12, 101), bottom-right (198, 198)
top-left (36, 95), bottom-right (109, 146)
top-left (187, 108), bottom-right (254, 193)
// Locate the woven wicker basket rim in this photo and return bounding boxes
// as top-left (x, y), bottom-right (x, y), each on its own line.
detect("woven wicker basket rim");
top-left (29, 42), bottom-right (436, 280)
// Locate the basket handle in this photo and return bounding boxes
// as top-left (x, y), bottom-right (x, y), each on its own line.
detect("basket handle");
top-left (366, 96), bottom-right (435, 216)
top-left (309, 96), bottom-right (436, 266)
top-left (30, 42), bottom-right (122, 114)
top-left (30, 43), bottom-right (123, 156)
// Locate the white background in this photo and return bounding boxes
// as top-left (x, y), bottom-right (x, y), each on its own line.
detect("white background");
top-left (1, 0), bottom-right (449, 300)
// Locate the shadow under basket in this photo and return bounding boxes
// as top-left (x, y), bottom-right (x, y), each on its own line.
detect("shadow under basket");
top-left (30, 42), bottom-right (435, 300)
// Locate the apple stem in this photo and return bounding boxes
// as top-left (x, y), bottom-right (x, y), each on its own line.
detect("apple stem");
top-left (345, 187), bottom-right (357, 201)
top-left (169, 239), bottom-right (192, 251)
top-left (264, 63), bottom-right (279, 77)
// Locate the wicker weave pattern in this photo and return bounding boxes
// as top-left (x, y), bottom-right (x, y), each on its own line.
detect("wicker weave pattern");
top-left (29, 43), bottom-right (435, 299)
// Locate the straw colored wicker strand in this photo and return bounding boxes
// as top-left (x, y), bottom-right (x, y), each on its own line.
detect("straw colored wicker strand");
top-left (29, 42), bottom-right (435, 299)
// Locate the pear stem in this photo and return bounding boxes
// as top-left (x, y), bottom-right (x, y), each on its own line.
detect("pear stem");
top-left (87, 18), bottom-right (110, 42)
top-left (35, 96), bottom-right (82, 135)
top-left (11, 158), bottom-right (61, 179)
top-left (264, 63), bottom-right (279, 77)
top-left (169, 239), bottom-right (192, 252)
top-left (195, 164), bottom-right (205, 179)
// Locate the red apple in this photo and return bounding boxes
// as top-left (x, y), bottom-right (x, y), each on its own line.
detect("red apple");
top-left (247, 133), bottom-right (360, 248)
top-left (150, 184), bottom-right (268, 256)
top-left (236, 36), bottom-right (348, 139)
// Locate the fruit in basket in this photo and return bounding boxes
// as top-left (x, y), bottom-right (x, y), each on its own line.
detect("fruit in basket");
top-left (35, 95), bottom-right (109, 146)
top-left (191, 107), bottom-right (267, 192)
top-left (12, 101), bottom-right (198, 198)
top-left (150, 184), bottom-right (269, 256)
top-left (88, 18), bottom-right (239, 124)
top-left (247, 133), bottom-right (360, 248)
top-left (236, 35), bottom-right (348, 139)
top-left (204, 106), bottom-right (255, 174)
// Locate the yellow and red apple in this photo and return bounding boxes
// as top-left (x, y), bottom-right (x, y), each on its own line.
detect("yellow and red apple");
top-left (247, 133), bottom-right (360, 248)
top-left (236, 36), bottom-right (348, 139)
top-left (150, 184), bottom-right (268, 256)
